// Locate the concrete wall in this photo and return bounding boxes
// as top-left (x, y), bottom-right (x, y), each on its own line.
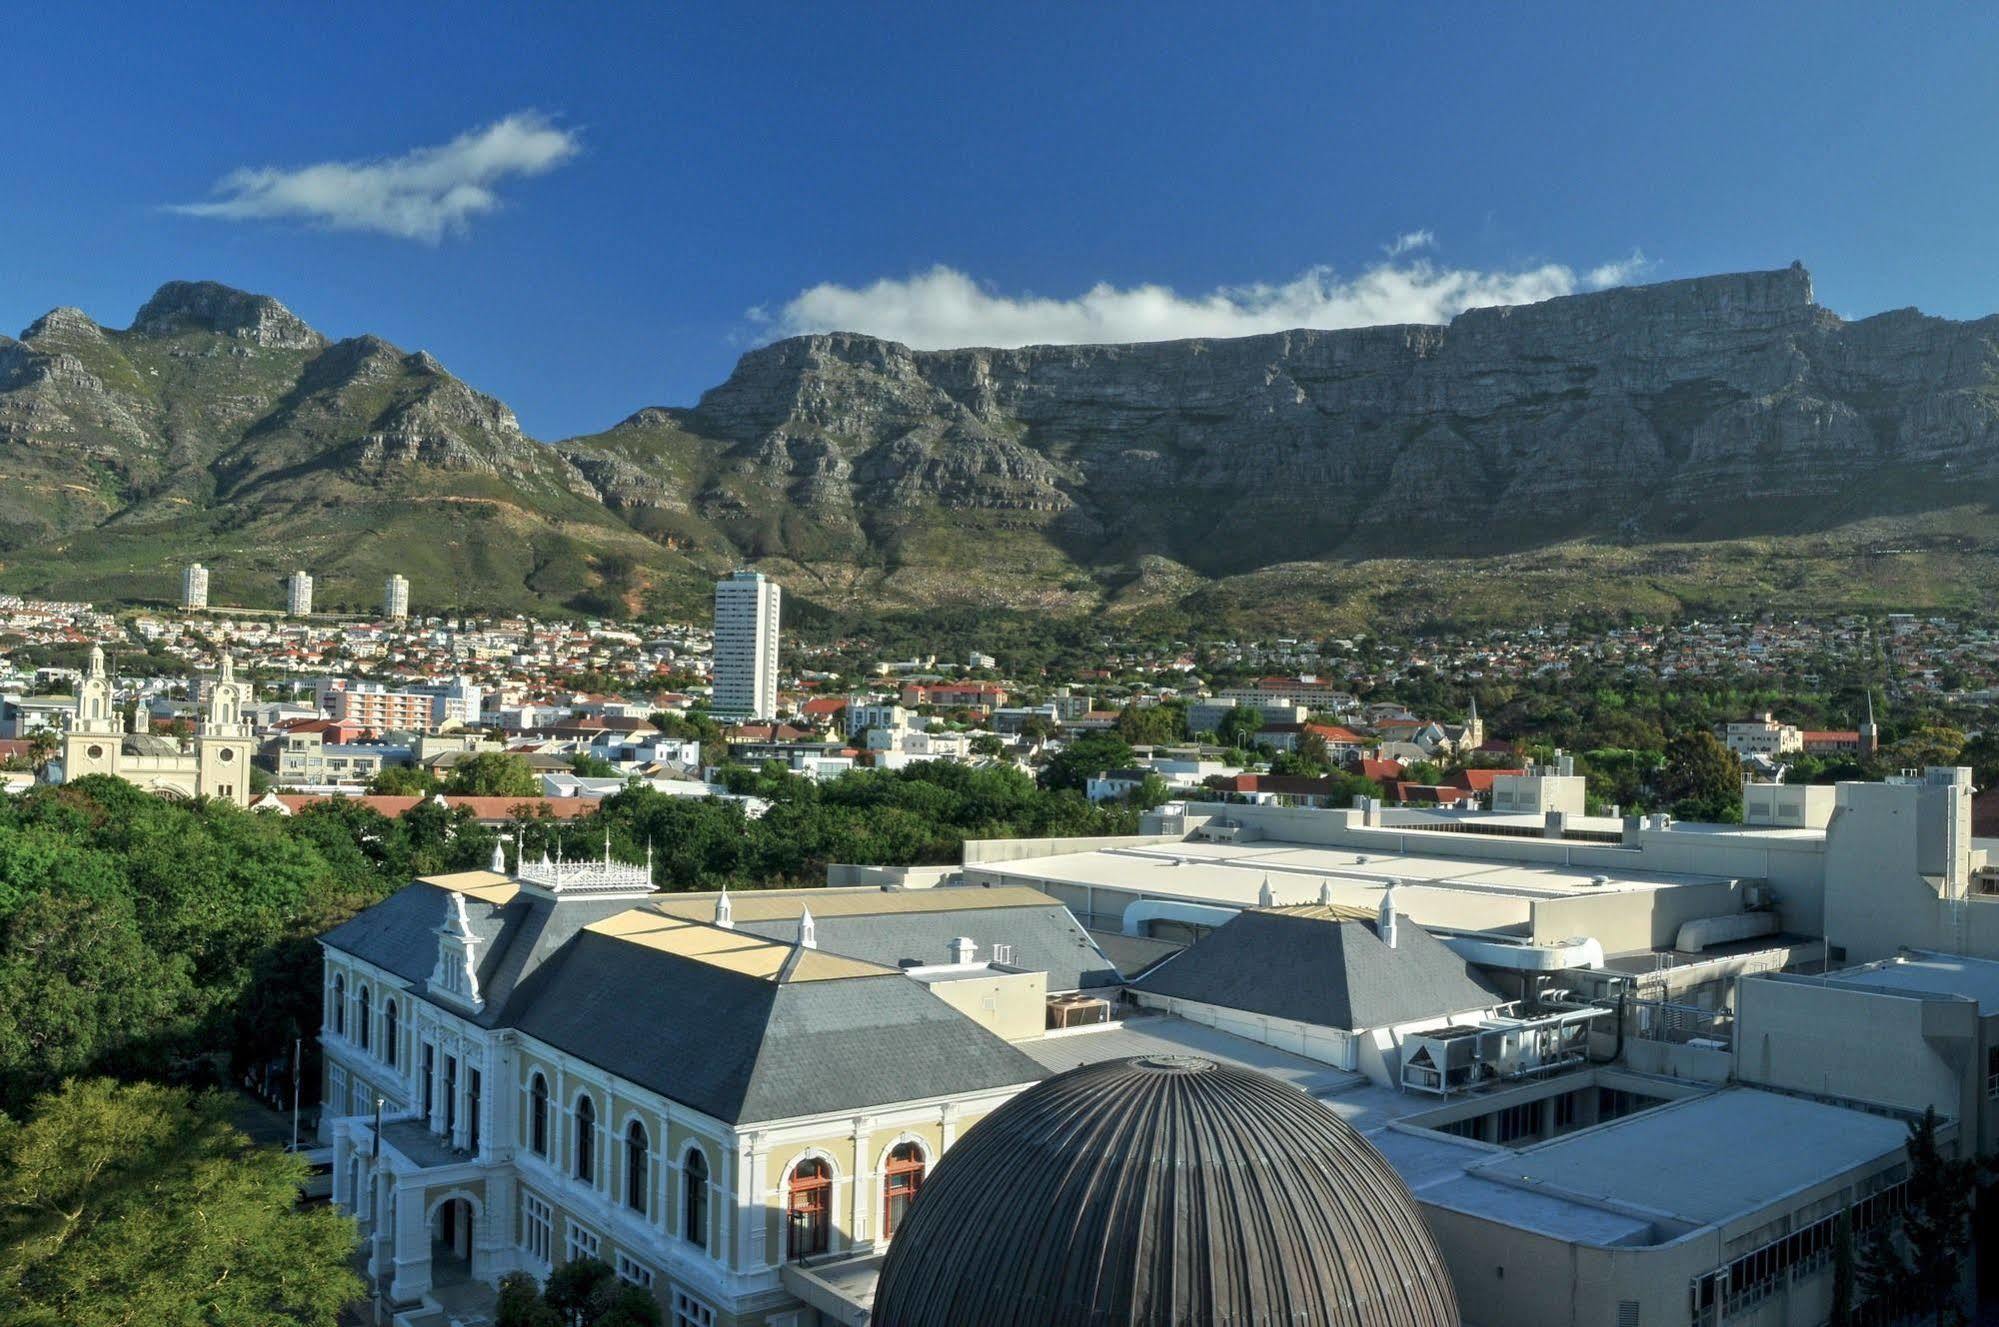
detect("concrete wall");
top-left (1734, 976), bottom-right (1977, 1126)
top-left (823, 863), bottom-right (958, 889)
top-left (923, 969), bottom-right (1047, 1042)
top-left (1530, 878), bottom-right (1745, 953)
top-left (959, 833), bottom-right (1181, 864)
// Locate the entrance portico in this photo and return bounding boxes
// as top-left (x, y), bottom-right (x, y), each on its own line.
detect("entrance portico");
top-left (331, 1113), bottom-right (506, 1307)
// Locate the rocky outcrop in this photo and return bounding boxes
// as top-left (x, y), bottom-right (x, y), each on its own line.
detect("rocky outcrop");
top-left (130, 280), bottom-right (327, 351)
top-left (681, 264), bottom-right (1999, 571)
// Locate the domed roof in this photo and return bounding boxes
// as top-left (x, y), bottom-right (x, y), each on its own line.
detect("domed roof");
top-left (872, 1055), bottom-right (1458, 1327)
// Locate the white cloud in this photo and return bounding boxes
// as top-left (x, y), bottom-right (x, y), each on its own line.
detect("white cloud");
top-left (767, 248), bottom-right (1641, 349)
top-left (1585, 250), bottom-right (1652, 290)
top-left (170, 112), bottom-right (579, 242)
top-left (1384, 229), bottom-right (1435, 257)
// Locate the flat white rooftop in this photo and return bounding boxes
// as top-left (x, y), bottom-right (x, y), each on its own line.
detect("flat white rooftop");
top-left (1461, 1088), bottom-right (1909, 1233)
top-left (1806, 951), bottom-right (1999, 1015)
top-left (976, 836), bottom-right (1737, 935)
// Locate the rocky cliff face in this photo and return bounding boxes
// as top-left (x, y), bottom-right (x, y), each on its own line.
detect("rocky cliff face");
top-left (681, 264), bottom-right (1999, 573)
top-left (2, 266), bottom-right (1996, 622)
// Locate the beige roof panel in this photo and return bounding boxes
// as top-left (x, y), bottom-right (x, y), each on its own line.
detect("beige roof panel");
top-left (586, 907), bottom-right (892, 983)
top-left (646, 884), bottom-right (1058, 924)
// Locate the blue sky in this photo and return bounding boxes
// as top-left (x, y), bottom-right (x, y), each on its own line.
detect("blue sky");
top-left (5, 3), bottom-right (1997, 439)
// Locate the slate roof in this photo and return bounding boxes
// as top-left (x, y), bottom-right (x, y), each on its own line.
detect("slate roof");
top-left (322, 876), bottom-right (1050, 1124)
top-left (511, 930), bottom-right (1046, 1123)
top-left (319, 876), bottom-right (636, 1028)
top-left (1132, 907), bottom-right (1502, 1032)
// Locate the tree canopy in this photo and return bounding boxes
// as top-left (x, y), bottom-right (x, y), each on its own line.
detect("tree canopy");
top-left (0, 1078), bottom-right (360, 1326)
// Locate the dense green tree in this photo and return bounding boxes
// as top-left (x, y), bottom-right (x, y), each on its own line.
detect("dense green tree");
top-left (1038, 734), bottom-right (1135, 793)
top-left (0, 1079), bottom-right (361, 1326)
top-left (445, 752), bottom-right (541, 797)
top-left (1217, 707), bottom-right (1265, 749)
top-left (1658, 730), bottom-right (1743, 823)
top-left (1113, 701), bottom-right (1185, 747)
top-left (1885, 725), bottom-right (1966, 773)
top-left (570, 752), bottom-right (622, 778)
top-left (0, 892), bottom-right (197, 1106)
top-left (369, 764), bottom-right (440, 796)
top-left (1855, 1108), bottom-right (1984, 1326)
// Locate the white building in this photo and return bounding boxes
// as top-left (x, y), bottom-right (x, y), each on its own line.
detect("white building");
top-left (1723, 712), bottom-right (1803, 756)
top-left (384, 574), bottom-right (410, 620)
top-left (712, 571), bottom-right (780, 720)
top-left (181, 563), bottom-right (209, 611)
top-left (287, 570), bottom-right (314, 617)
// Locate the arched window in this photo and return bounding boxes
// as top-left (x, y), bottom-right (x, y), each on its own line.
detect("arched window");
top-left (787, 1157), bottom-right (832, 1260)
top-left (575, 1094), bottom-right (597, 1184)
top-left (683, 1148), bottom-right (710, 1249)
top-left (529, 1074), bottom-right (549, 1156)
top-left (358, 987), bottom-right (372, 1052)
top-left (625, 1120), bottom-right (649, 1214)
top-left (381, 999), bottom-right (398, 1068)
top-left (883, 1142), bottom-right (925, 1238)
top-left (331, 974), bottom-right (345, 1037)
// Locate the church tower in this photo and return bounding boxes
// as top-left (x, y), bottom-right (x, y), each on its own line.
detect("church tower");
top-left (195, 654), bottom-right (254, 806)
top-left (1859, 692), bottom-right (1880, 757)
top-left (62, 645), bottom-right (126, 781)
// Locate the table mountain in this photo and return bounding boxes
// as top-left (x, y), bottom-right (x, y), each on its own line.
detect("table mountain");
top-left (3, 266), bottom-right (1997, 625)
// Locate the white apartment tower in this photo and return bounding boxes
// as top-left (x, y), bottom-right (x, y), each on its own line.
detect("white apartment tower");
top-left (287, 570), bottom-right (314, 617)
top-left (181, 563), bottom-right (209, 611)
top-left (384, 573), bottom-right (409, 620)
top-left (712, 569), bottom-right (781, 719)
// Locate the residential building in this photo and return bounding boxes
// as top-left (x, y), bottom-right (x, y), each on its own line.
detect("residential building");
top-left (385, 574), bottom-right (410, 620)
top-left (288, 570), bottom-right (314, 617)
top-left (712, 571), bottom-right (780, 720)
top-left (181, 562), bottom-right (209, 611)
top-left (1723, 712), bottom-right (1804, 756)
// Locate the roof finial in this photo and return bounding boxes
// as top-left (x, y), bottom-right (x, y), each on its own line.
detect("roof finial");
top-left (490, 838), bottom-right (506, 875)
top-left (603, 828), bottom-right (612, 866)
top-left (716, 886), bottom-right (734, 930)
top-left (1318, 880), bottom-right (1333, 907)
top-left (1258, 874), bottom-right (1275, 908)
top-left (798, 904), bottom-right (817, 950)
top-left (1378, 880), bottom-right (1400, 949)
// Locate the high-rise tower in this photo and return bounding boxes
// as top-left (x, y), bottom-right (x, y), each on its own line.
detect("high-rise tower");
top-left (712, 570), bottom-right (781, 720)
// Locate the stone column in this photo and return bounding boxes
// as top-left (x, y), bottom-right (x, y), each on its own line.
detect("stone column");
top-left (388, 1177), bottom-right (432, 1302)
top-left (332, 1128), bottom-right (354, 1209)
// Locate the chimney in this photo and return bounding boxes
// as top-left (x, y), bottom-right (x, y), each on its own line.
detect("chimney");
top-left (948, 936), bottom-right (977, 965)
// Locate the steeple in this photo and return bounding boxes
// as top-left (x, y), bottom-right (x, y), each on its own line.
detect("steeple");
top-left (490, 838), bottom-right (507, 875)
top-left (716, 886), bottom-right (734, 930)
top-left (798, 904), bottom-right (817, 950)
top-left (1258, 875), bottom-right (1275, 908)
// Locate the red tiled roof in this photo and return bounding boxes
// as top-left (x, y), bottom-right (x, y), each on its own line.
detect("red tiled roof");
top-left (1448, 768), bottom-right (1510, 793)
top-left (799, 697), bottom-right (847, 717)
top-left (1307, 724), bottom-right (1365, 743)
top-left (271, 794), bottom-right (597, 821)
top-left (1358, 757), bottom-right (1405, 782)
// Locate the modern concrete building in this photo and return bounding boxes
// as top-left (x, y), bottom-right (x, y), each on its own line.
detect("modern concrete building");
top-left (181, 562), bottom-right (209, 611)
top-left (385, 573), bottom-right (410, 620)
top-left (287, 570), bottom-right (314, 617)
top-left (712, 570), bottom-right (780, 720)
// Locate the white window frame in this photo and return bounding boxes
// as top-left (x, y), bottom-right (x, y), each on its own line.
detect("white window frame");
top-left (614, 1253), bottom-right (653, 1288)
top-left (522, 1191), bottom-right (553, 1267)
top-left (672, 1290), bottom-right (717, 1327)
top-left (565, 1220), bottom-right (600, 1265)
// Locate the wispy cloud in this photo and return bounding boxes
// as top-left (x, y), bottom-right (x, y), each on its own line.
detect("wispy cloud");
top-left (1586, 249), bottom-right (1653, 289)
top-left (763, 242), bottom-right (1650, 349)
top-left (1384, 229), bottom-right (1435, 257)
top-left (169, 112), bottom-right (579, 242)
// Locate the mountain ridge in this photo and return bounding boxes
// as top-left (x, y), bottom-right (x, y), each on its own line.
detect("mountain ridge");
top-left (2, 266), bottom-right (1996, 627)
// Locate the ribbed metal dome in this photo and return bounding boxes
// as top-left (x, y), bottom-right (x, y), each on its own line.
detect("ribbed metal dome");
top-left (872, 1055), bottom-right (1458, 1327)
